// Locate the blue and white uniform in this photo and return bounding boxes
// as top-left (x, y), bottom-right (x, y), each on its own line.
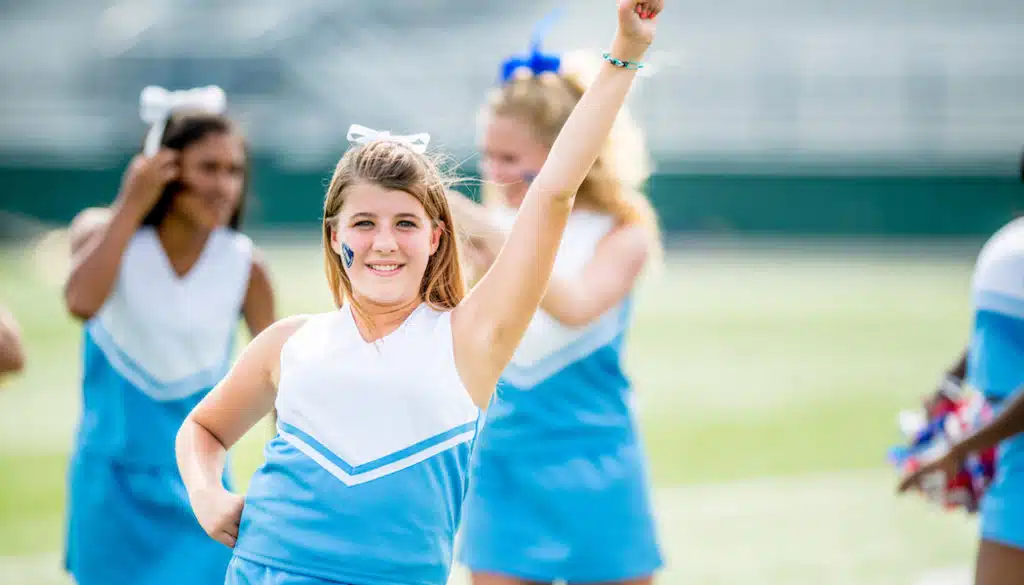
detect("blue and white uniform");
top-left (229, 303), bottom-right (480, 585)
top-left (65, 226), bottom-right (253, 585)
top-left (970, 217), bottom-right (1024, 550)
top-left (459, 210), bottom-right (663, 583)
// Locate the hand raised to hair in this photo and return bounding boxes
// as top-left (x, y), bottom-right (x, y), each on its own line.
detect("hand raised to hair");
top-left (116, 149), bottom-right (179, 215)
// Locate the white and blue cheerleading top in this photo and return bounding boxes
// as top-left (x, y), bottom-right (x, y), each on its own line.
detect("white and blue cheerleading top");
top-left (234, 303), bottom-right (481, 585)
top-left (77, 225), bottom-right (253, 465)
top-left (473, 209), bottom-right (639, 454)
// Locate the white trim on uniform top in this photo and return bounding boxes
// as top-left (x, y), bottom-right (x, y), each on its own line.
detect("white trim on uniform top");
top-left (278, 420), bottom-right (477, 486)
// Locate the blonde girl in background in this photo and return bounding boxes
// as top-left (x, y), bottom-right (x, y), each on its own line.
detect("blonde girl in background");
top-left (450, 12), bottom-right (665, 585)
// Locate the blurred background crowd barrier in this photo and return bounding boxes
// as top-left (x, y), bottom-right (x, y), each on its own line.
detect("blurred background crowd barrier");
top-left (1, 0), bottom-right (1021, 238)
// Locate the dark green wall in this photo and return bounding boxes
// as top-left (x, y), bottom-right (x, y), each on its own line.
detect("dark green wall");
top-left (1, 157), bottom-right (1019, 237)
top-left (647, 173), bottom-right (1020, 236)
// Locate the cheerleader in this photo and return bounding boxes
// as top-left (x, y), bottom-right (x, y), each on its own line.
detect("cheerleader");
top-left (448, 14), bottom-right (664, 585)
top-left (174, 3), bottom-right (663, 584)
top-left (62, 88), bottom-right (277, 585)
top-left (900, 151), bottom-right (1024, 585)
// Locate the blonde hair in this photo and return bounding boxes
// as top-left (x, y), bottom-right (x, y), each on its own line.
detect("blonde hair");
top-left (480, 50), bottom-right (664, 266)
top-left (322, 140), bottom-right (466, 311)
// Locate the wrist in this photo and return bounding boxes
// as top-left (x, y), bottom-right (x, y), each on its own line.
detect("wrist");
top-left (947, 437), bottom-right (972, 463)
top-left (113, 192), bottom-right (152, 222)
top-left (187, 479), bottom-right (223, 502)
top-left (608, 36), bottom-right (649, 65)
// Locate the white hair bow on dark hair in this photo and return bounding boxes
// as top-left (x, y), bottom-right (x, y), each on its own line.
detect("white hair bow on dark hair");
top-left (346, 124), bottom-right (430, 154)
top-left (139, 85), bottom-right (228, 156)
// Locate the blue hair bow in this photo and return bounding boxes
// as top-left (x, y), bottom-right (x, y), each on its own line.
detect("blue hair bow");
top-left (498, 6), bottom-right (566, 84)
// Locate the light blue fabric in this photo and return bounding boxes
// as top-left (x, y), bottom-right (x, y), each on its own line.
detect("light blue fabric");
top-left (458, 441), bottom-right (663, 582)
top-left (969, 306), bottom-right (1024, 550)
top-left (461, 296), bottom-right (663, 581)
top-left (234, 424), bottom-right (473, 585)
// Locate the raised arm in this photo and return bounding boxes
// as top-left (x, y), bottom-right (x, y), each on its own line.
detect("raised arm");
top-left (451, 0), bottom-right (661, 406)
top-left (176, 314), bottom-right (306, 547)
top-left (64, 152), bottom-right (178, 320)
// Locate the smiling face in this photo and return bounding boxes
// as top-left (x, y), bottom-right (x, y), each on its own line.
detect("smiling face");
top-left (329, 182), bottom-right (442, 308)
top-left (321, 139), bottom-right (467, 312)
top-left (169, 131), bottom-right (246, 230)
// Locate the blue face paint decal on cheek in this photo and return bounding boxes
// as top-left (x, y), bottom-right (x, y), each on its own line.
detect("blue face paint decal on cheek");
top-left (521, 171), bottom-right (537, 184)
top-left (341, 242), bottom-right (354, 269)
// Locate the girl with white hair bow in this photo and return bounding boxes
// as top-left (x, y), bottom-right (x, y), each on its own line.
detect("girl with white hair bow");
top-left (173, 2), bottom-right (663, 584)
top-left (62, 85), bottom-right (277, 585)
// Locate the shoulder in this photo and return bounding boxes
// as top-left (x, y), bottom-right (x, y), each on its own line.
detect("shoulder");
top-left (976, 219), bottom-right (1024, 271)
top-left (219, 313), bottom-right (318, 388)
top-left (246, 244), bottom-right (273, 285)
top-left (68, 207), bottom-right (113, 251)
top-left (252, 314), bottom-right (317, 370)
top-left (973, 218), bottom-right (1024, 295)
top-left (419, 303), bottom-right (457, 332)
top-left (205, 230), bottom-right (259, 285)
top-left (263, 314), bottom-right (315, 346)
top-left (70, 206), bottom-right (112, 230)
top-left (210, 228), bottom-right (255, 262)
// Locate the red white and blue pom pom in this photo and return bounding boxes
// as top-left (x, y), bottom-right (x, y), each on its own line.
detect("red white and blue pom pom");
top-left (888, 383), bottom-right (997, 513)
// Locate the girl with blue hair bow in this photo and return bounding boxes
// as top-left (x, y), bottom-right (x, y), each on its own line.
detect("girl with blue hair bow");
top-left (449, 7), bottom-right (665, 585)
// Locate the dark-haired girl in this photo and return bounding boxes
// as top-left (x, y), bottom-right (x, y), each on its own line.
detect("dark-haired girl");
top-left (62, 101), bottom-right (276, 585)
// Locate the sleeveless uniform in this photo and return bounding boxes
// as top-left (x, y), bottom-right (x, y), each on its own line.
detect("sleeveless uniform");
top-left (65, 226), bottom-right (253, 585)
top-left (228, 304), bottom-right (481, 585)
top-left (459, 210), bottom-right (664, 582)
top-left (970, 217), bottom-right (1024, 550)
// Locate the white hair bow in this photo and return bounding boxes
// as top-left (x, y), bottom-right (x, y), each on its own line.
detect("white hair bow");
top-left (139, 85), bottom-right (228, 156)
top-left (346, 124), bottom-right (430, 154)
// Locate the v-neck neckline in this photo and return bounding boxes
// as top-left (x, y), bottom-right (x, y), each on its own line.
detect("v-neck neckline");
top-left (146, 227), bottom-right (220, 285)
top-left (343, 302), bottom-right (426, 346)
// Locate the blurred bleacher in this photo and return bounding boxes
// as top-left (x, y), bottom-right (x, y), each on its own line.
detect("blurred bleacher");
top-left (1, 0), bottom-right (1022, 172)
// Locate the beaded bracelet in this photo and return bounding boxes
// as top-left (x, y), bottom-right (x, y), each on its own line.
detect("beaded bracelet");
top-left (602, 52), bottom-right (644, 70)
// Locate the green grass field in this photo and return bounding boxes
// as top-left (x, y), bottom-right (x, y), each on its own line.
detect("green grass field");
top-left (0, 231), bottom-right (986, 585)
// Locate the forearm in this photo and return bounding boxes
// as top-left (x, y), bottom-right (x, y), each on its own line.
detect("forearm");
top-left (955, 385), bottom-right (1024, 456)
top-left (479, 48), bottom-right (644, 326)
top-left (447, 195), bottom-right (624, 327)
top-left (539, 279), bottom-right (596, 326)
top-left (176, 417), bottom-right (230, 496)
top-left (531, 42), bottom-right (643, 201)
top-left (64, 200), bottom-right (147, 319)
